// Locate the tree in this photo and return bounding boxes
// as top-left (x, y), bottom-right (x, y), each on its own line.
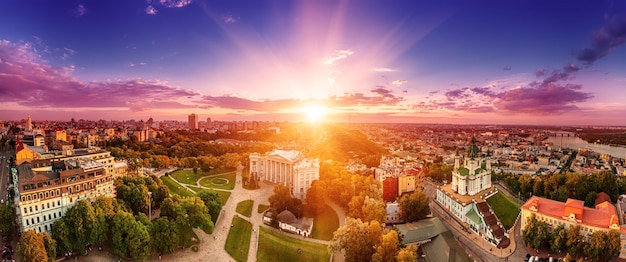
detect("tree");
top-left (396, 244), bottom-right (417, 262)
top-left (197, 190), bottom-right (222, 222)
top-left (269, 184), bottom-right (293, 213)
top-left (151, 217), bottom-right (180, 255)
top-left (110, 211), bottom-right (151, 260)
top-left (566, 225), bottom-right (583, 256)
top-left (398, 190), bottom-right (431, 222)
top-left (585, 231), bottom-right (607, 261)
top-left (269, 184), bottom-right (303, 217)
top-left (362, 196), bottom-right (386, 224)
top-left (372, 230), bottom-right (400, 262)
top-left (550, 224), bottom-right (567, 253)
top-left (0, 202), bottom-right (16, 236)
top-left (41, 232), bottom-right (56, 261)
top-left (305, 180), bottom-right (326, 215)
top-left (17, 230), bottom-right (49, 262)
top-left (63, 200), bottom-right (97, 254)
top-left (606, 230), bottom-right (621, 260)
top-left (329, 218), bottom-right (381, 262)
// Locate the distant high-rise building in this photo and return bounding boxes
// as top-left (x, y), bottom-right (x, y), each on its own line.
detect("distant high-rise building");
top-left (188, 113), bottom-right (198, 130)
top-left (27, 114), bottom-right (32, 131)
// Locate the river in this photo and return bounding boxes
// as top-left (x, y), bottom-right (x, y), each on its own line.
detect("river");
top-left (545, 136), bottom-right (626, 159)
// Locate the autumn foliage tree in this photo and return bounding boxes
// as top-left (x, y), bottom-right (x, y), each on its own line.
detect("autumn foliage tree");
top-left (17, 230), bottom-right (55, 262)
top-left (397, 190), bottom-right (430, 222)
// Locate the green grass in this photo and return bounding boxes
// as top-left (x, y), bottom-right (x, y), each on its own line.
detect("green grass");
top-left (486, 191), bottom-right (521, 230)
top-left (160, 176), bottom-right (195, 197)
top-left (170, 169), bottom-right (205, 185)
top-left (257, 226), bottom-right (330, 262)
top-left (199, 172), bottom-right (236, 190)
top-left (303, 204), bottom-right (339, 240)
top-left (236, 200), bottom-right (254, 217)
top-left (225, 216), bottom-right (252, 262)
top-left (257, 204), bottom-right (269, 214)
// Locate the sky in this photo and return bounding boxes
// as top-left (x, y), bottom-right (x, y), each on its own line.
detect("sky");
top-left (1, 0), bottom-right (626, 125)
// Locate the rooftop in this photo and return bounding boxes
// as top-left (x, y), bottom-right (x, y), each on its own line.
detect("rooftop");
top-left (522, 196), bottom-right (621, 230)
top-left (438, 183), bottom-right (496, 205)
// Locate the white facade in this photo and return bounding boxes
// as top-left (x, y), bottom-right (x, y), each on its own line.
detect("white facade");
top-left (249, 150), bottom-right (319, 200)
top-left (451, 155), bottom-right (492, 196)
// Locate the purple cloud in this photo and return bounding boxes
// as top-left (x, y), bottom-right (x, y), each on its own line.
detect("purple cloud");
top-left (0, 40), bottom-right (198, 110)
top-left (576, 15), bottom-right (626, 65)
top-left (535, 68), bottom-right (545, 77)
top-left (146, 6), bottom-right (158, 15)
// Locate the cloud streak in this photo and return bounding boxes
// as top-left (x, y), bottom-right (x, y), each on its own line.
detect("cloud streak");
top-left (320, 49), bottom-right (354, 65)
top-left (576, 15), bottom-right (626, 65)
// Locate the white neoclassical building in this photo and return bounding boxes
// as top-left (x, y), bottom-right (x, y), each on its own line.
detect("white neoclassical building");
top-left (249, 150), bottom-right (319, 200)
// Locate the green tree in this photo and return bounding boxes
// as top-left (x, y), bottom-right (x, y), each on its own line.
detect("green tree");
top-left (41, 232), bottom-right (56, 261)
top-left (372, 230), bottom-right (400, 262)
top-left (110, 211), bottom-right (152, 260)
top-left (397, 190), bottom-right (431, 222)
top-left (396, 244), bottom-right (417, 262)
top-left (51, 218), bottom-right (71, 255)
top-left (63, 200), bottom-right (97, 254)
top-left (17, 230), bottom-right (49, 262)
top-left (0, 202), bottom-right (16, 236)
top-left (551, 224), bottom-right (567, 253)
top-left (151, 217), bottom-right (180, 255)
top-left (197, 190), bottom-right (222, 222)
top-left (269, 184), bottom-right (303, 217)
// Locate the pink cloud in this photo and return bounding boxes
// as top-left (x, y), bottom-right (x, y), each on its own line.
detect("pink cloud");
top-left (0, 40), bottom-right (198, 110)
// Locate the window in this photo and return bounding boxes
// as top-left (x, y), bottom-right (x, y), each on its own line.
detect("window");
top-left (26, 220), bottom-right (29, 226)
top-left (45, 225), bottom-right (48, 231)
top-left (53, 213), bottom-right (56, 219)
top-left (57, 201), bottom-right (60, 206)
top-left (29, 207), bottom-right (32, 213)
top-left (48, 214), bottom-right (51, 220)
top-left (47, 203), bottom-right (50, 208)
top-left (43, 216), bottom-right (46, 221)
top-left (24, 208), bottom-right (27, 214)
top-left (37, 217), bottom-right (40, 223)
top-left (42, 204), bottom-right (45, 210)
top-left (35, 206), bottom-right (38, 211)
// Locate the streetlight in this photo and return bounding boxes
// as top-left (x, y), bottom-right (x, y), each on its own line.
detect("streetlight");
top-left (148, 191), bottom-right (152, 220)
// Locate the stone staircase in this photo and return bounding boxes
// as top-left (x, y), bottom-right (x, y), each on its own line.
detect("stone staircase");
top-left (475, 201), bottom-right (509, 248)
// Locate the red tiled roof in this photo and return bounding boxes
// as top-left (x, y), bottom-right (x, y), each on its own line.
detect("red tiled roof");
top-left (522, 196), bottom-right (618, 229)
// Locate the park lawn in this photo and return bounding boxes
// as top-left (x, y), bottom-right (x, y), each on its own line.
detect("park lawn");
top-left (225, 216), bottom-right (252, 262)
top-left (199, 172), bottom-right (236, 190)
top-left (257, 204), bottom-right (269, 214)
top-left (486, 191), bottom-right (521, 230)
top-left (236, 200), bottom-right (254, 217)
top-left (257, 227), bottom-right (330, 262)
top-left (207, 167), bottom-right (236, 175)
top-left (303, 204), bottom-right (339, 241)
top-left (160, 176), bottom-right (195, 197)
top-left (170, 169), bottom-right (207, 185)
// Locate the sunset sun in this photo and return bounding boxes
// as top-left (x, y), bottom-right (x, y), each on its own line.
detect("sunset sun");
top-left (304, 105), bottom-right (327, 122)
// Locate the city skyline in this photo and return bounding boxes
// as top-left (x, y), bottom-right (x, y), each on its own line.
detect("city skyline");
top-left (1, 1), bottom-right (626, 125)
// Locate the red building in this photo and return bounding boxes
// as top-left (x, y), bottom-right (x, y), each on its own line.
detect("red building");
top-left (382, 176), bottom-right (398, 202)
